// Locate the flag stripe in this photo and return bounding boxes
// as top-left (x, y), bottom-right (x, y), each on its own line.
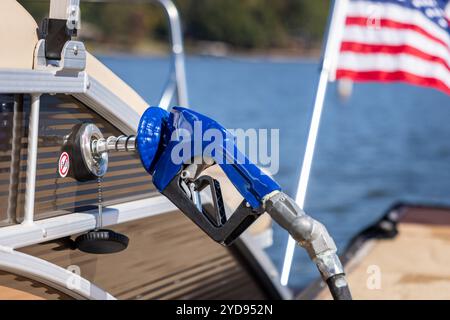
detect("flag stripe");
top-left (338, 52), bottom-right (450, 88)
top-left (345, 16), bottom-right (449, 48)
top-left (336, 69), bottom-right (450, 95)
top-left (340, 42), bottom-right (450, 72)
top-left (346, 0), bottom-right (450, 45)
top-left (368, 0), bottom-right (450, 33)
top-left (342, 25), bottom-right (450, 62)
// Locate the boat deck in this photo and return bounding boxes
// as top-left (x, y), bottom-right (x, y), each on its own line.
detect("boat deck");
top-left (300, 204), bottom-right (450, 300)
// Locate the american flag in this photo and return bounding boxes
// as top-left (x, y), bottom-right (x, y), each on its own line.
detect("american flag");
top-left (334, 0), bottom-right (450, 95)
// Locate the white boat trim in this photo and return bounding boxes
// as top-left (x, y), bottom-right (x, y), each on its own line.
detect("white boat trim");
top-left (0, 68), bottom-right (140, 135)
top-left (0, 68), bottom-right (87, 94)
top-left (0, 195), bottom-right (176, 249)
top-left (0, 245), bottom-right (116, 300)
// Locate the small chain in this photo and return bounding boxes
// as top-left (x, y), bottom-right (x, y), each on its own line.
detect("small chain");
top-left (97, 174), bottom-right (103, 230)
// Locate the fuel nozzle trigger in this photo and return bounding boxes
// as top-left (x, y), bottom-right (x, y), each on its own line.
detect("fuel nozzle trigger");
top-left (163, 167), bottom-right (263, 245)
top-left (180, 174), bottom-right (227, 227)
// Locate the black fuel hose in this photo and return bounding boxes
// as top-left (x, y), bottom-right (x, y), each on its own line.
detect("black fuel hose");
top-left (326, 274), bottom-right (352, 300)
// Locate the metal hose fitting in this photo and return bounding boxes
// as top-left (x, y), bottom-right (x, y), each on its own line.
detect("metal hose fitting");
top-left (91, 135), bottom-right (137, 158)
top-left (263, 191), bottom-right (352, 300)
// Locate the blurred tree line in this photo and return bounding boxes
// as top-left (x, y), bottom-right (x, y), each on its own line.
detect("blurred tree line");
top-left (19, 0), bottom-right (331, 51)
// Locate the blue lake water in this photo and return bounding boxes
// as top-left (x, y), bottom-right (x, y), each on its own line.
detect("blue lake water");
top-left (100, 55), bottom-right (450, 292)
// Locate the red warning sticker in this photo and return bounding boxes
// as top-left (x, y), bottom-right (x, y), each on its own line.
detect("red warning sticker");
top-left (58, 152), bottom-right (70, 178)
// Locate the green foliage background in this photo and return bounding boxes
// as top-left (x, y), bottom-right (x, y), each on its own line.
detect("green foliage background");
top-left (19, 0), bottom-right (331, 51)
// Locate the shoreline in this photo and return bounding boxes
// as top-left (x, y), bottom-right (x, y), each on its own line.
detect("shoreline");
top-left (84, 39), bottom-right (322, 62)
top-left (91, 48), bottom-right (322, 63)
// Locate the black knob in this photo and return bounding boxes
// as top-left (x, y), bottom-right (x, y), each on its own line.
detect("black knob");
top-left (75, 229), bottom-right (129, 254)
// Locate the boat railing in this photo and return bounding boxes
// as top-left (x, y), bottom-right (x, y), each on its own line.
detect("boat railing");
top-left (1, 0), bottom-right (189, 236)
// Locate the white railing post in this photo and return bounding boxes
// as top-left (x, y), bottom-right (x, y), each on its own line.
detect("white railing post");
top-left (280, 0), bottom-right (350, 286)
top-left (158, 0), bottom-right (189, 107)
top-left (23, 94), bottom-right (41, 225)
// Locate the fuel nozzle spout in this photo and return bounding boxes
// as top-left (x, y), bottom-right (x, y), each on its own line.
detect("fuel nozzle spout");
top-left (263, 191), bottom-right (352, 300)
top-left (91, 135), bottom-right (137, 158)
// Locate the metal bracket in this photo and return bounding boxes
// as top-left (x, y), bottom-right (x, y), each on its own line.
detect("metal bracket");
top-left (34, 39), bottom-right (86, 74)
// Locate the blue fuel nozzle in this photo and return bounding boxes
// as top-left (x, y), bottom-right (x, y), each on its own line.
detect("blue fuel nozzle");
top-left (135, 106), bottom-right (281, 244)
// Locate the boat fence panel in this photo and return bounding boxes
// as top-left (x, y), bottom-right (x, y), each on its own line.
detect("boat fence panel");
top-left (6, 93), bottom-right (159, 224)
top-left (32, 94), bottom-right (158, 220)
